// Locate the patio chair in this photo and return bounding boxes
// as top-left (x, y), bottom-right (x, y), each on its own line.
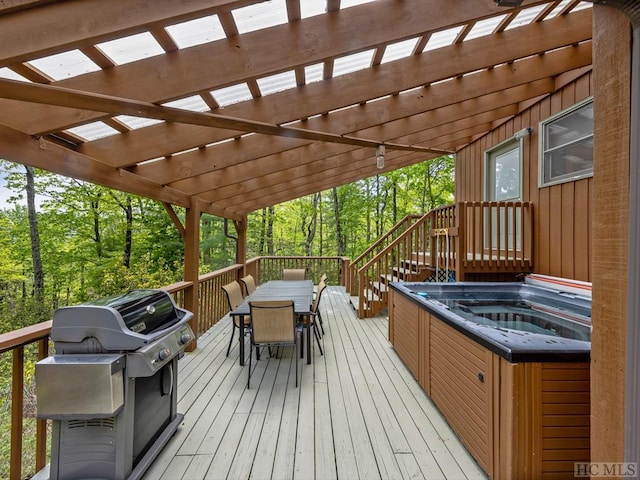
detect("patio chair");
top-left (221, 281), bottom-right (251, 358)
top-left (240, 274), bottom-right (256, 296)
top-left (283, 268), bottom-right (306, 280)
top-left (248, 300), bottom-right (299, 388)
top-left (313, 273), bottom-right (327, 301)
top-left (300, 281), bottom-right (326, 358)
top-left (313, 278), bottom-right (327, 336)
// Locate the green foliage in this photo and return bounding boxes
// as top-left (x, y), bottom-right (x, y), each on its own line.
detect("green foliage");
top-left (0, 155), bottom-right (454, 322)
top-left (0, 161), bottom-right (185, 318)
top-left (246, 156), bottom-right (455, 258)
top-left (0, 154), bottom-right (455, 477)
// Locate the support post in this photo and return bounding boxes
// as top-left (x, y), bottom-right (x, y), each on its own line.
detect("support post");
top-left (184, 200), bottom-right (201, 351)
top-left (235, 216), bottom-right (248, 274)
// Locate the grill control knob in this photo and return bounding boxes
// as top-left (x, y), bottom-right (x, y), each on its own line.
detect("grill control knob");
top-left (158, 348), bottom-right (172, 361)
top-left (179, 333), bottom-right (192, 345)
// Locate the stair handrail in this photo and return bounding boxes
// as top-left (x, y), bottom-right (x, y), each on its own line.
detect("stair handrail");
top-left (357, 212), bottom-right (434, 318)
top-left (348, 214), bottom-right (422, 295)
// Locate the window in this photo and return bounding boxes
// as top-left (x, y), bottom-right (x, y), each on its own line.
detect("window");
top-left (539, 98), bottom-right (593, 187)
top-left (485, 139), bottom-right (522, 250)
top-left (486, 139), bottom-right (521, 201)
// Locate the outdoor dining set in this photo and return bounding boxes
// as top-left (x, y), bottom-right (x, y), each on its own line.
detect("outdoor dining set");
top-left (221, 269), bottom-right (327, 388)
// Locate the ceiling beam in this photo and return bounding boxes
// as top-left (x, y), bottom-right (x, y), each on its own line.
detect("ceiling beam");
top-left (0, 0), bottom-right (259, 66)
top-left (0, 121), bottom-right (239, 219)
top-left (169, 100), bottom-right (529, 197)
top-left (71, 8), bottom-right (592, 169)
top-left (0, 1), bottom-right (588, 135)
top-left (0, 78), bottom-right (444, 154)
top-left (140, 47), bottom-right (590, 189)
top-left (220, 151), bottom-right (438, 213)
top-left (0, 122), bottom-right (190, 208)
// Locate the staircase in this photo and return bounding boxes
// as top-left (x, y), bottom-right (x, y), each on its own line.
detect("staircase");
top-left (350, 213), bottom-right (439, 318)
top-left (350, 202), bottom-right (534, 318)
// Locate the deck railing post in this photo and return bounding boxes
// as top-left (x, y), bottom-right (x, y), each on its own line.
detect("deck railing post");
top-left (11, 346), bottom-right (24, 480)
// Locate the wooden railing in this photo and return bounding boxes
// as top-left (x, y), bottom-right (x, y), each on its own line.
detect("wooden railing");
top-left (0, 322), bottom-right (51, 480)
top-left (0, 255), bottom-right (348, 480)
top-left (348, 215), bottom-right (422, 296)
top-left (457, 201), bottom-right (533, 275)
top-left (355, 202), bottom-right (533, 318)
top-left (358, 214), bottom-right (433, 318)
top-left (248, 255), bottom-right (349, 287)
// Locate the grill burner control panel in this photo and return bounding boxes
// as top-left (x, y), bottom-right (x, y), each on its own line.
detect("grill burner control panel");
top-left (127, 323), bottom-right (194, 377)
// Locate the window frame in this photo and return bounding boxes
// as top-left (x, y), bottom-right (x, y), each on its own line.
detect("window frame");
top-left (538, 97), bottom-right (594, 188)
top-left (484, 137), bottom-right (523, 202)
top-left (484, 137), bottom-right (524, 252)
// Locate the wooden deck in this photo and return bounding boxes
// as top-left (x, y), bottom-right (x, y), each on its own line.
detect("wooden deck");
top-left (143, 286), bottom-right (487, 480)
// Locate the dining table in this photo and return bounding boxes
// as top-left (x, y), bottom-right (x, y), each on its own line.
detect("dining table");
top-left (230, 280), bottom-right (314, 366)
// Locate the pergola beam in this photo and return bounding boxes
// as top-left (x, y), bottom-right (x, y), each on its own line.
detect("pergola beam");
top-left (165, 48), bottom-right (590, 198)
top-left (0, 78), bottom-right (443, 154)
top-left (74, 8), bottom-right (592, 171)
top-left (0, 4), bottom-right (590, 137)
top-left (0, 122), bottom-right (242, 220)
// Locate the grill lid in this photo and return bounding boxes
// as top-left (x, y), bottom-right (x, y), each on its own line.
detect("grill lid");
top-left (51, 289), bottom-right (192, 352)
top-left (87, 289), bottom-right (180, 335)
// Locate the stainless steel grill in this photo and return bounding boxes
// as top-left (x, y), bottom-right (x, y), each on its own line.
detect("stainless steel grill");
top-left (35, 289), bottom-right (194, 480)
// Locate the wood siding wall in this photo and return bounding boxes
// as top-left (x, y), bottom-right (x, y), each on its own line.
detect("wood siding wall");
top-left (455, 74), bottom-right (593, 282)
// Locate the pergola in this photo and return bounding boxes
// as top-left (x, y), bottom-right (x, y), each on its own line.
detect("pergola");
top-left (0, 0), bottom-right (593, 221)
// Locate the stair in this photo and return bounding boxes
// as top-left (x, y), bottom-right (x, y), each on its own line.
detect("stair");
top-left (354, 213), bottom-right (436, 318)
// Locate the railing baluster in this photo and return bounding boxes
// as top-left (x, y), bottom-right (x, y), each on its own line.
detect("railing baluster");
top-left (36, 338), bottom-right (49, 471)
top-left (11, 346), bottom-right (24, 480)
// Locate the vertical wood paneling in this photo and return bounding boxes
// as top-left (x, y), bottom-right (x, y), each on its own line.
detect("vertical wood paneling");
top-left (548, 186), bottom-right (563, 277)
top-left (455, 71), bottom-right (594, 281)
top-left (391, 293), bottom-right (420, 378)
top-left (418, 309), bottom-right (431, 394)
top-left (574, 180), bottom-right (590, 280)
top-left (561, 182), bottom-right (575, 279)
top-left (430, 318), bottom-right (493, 476)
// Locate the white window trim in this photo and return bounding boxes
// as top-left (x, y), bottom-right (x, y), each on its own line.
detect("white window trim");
top-left (484, 137), bottom-right (523, 202)
top-left (538, 96), bottom-right (594, 188)
top-left (484, 137), bottom-right (524, 251)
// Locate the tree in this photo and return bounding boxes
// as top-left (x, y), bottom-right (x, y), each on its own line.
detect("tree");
top-left (25, 166), bottom-right (44, 304)
top-left (108, 191), bottom-right (133, 268)
top-left (331, 187), bottom-right (346, 256)
top-left (301, 193), bottom-right (320, 257)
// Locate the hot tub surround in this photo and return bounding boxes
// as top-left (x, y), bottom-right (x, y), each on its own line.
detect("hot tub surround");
top-left (389, 281), bottom-right (591, 480)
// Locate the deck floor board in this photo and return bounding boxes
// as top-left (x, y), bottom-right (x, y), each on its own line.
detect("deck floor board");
top-left (143, 286), bottom-right (487, 480)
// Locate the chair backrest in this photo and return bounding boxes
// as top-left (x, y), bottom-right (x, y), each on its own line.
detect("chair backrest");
top-left (311, 280), bottom-right (326, 314)
top-left (319, 273), bottom-right (327, 284)
top-left (283, 268), bottom-right (306, 280)
top-left (240, 274), bottom-right (256, 296)
top-left (221, 281), bottom-right (245, 310)
top-left (249, 300), bottom-right (296, 344)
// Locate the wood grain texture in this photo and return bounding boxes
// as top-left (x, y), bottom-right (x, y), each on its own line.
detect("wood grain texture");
top-left (590, 5), bottom-right (631, 466)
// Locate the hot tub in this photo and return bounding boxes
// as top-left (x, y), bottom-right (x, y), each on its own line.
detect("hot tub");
top-left (393, 280), bottom-right (591, 362)
top-left (388, 276), bottom-right (591, 479)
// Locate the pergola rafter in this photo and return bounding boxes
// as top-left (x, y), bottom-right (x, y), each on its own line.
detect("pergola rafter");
top-left (0, 0), bottom-right (593, 217)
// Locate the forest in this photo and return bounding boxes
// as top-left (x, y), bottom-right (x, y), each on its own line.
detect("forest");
top-left (0, 156), bottom-right (454, 333)
top-left (0, 156), bottom-right (453, 477)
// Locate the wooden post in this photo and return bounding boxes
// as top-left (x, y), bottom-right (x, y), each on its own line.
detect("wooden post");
top-left (184, 200), bottom-right (201, 351)
top-left (455, 202), bottom-right (466, 282)
top-left (235, 216), bottom-right (247, 274)
top-left (591, 5), bottom-right (631, 466)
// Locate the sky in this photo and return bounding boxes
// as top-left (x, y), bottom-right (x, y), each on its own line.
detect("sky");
top-left (0, 172), bottom-right (14, 207)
